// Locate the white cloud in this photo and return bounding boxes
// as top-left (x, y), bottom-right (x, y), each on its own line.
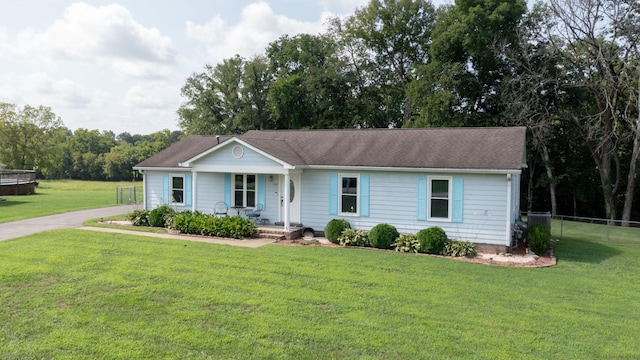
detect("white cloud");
top-left (26, 73), bottom-right (92, 108)
top-left (14, 2), bottom-right (176, 65)
top-left (111, 60), bottom-right (173, 80)
top-left (186, 15), bottom-right (226, 44)
top-left (187, 1), bottom-right (330, 63)
top-left (317, 0), bottom-right (369, 13)
top-left (123, 83), bottom-right (177, 110)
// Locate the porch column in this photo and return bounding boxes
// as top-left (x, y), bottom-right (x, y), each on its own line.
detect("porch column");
top-left (284, 172), bottom-right (291, 231)
top-left (192, 171), bottom-right (198, 212)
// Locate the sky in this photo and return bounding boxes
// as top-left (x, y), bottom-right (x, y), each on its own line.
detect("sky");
top-left (0, 0), bottom-right (450, 135)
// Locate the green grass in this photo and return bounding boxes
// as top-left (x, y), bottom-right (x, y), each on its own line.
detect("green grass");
top-left (1, 223), bottom-right (640, 359)
top-left (0, 180), bottom-right (139, 223)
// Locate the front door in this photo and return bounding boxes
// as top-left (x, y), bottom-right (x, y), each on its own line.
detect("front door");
top-left (280, 173), bottom-right (301, 224)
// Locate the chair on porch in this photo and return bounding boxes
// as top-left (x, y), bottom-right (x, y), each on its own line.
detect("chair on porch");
top-left (214, 201), bottom-right (228, 217)
top-left (245, 204), bottom-right (265, 224)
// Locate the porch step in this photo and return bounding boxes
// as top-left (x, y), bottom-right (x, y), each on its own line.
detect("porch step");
top-left (255, 226), bottom-right (302, 240)
top-left (256, 230), bottom-right (286, 241)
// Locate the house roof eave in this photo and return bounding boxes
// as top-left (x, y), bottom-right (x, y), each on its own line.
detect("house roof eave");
top-left (300, 165), bottom-right (523, 175)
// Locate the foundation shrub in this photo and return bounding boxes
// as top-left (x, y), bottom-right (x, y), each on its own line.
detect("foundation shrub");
top-left (324, 219), bottom-right (351, 244)
top-left (527, 224), bottom-right (551, 255)
top-left (128, 209), bottom-right (150, 227)
top-left (444, 239), bottom-right (478, 257)
top-left (417, 227), bottom-right (448, 254)
top-left (148, 205), bottom-right (176, 227)
top-left (337, 228), bottom-right (369, 247)
top-left (170, 211), bottom-right (256, 239)
top-left (391, 234), bottom-right (420, 253)
top-left (368, 223), bottom-right (399, 249)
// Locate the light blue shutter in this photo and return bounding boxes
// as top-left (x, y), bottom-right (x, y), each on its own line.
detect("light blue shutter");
top-left (452, 177), bottom-right (463, 223)
top-left (329, 174), bottom-right (338, 215)
top-left (185, 174), bottom-right (192, 206)
top-left (162, 175), bottom-right (170, 205)
top-left (417, 177), bottom-right (427, 221)
top-left (224, 173), bottom-right (232, 206)
top-left (360, 175), bottom-right (370, 217)
top-left (258, 174), bottom-right (266, 210)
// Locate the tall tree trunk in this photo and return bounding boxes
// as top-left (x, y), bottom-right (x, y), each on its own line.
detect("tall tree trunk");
top-left (541, 145), bottom-right (558, 216)
top-left (622, 118), bottom-right (640, 225)
top-left (596, 153), bottom-right (617, 221)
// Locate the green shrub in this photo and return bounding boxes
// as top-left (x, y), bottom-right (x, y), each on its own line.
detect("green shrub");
top-left (324, 219), bottom-right (351, 244)
top-left (170, 211), bottom-right (256, 239)
top-left (392, 234), bottom-right (420, 253)
top-left (527, 224), bottom-right (551, 255)
top-left (444, 239), bottom-right (478, 257)
top-left (148, 205), bottom-right (176, 227)
top-left (127, 209), bottom-right (150, 227)
top-left (338, 228), bottom-right (369, 247)
top-left (368, 223), bottom-right (399, 249)
top-left (417, 227), bottom-right (448, 254)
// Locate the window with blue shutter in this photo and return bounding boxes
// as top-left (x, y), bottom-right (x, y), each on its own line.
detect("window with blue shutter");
top-left (185, 174), bottom-right (192, 206)
top-left (162, 175), bottom-right (169, 205)
top-left (360, 175), bottom-right (370, 217)
top-left (258, 174), bottom-right (266, 210)
top-left (417, 177), bottom-right (427, 221)
top-left (329, 174), bottom-right (338, 215)
top-left (452, 177), bottom-right (463, 223)
top-left (224, 173), bottom-right (231, 206)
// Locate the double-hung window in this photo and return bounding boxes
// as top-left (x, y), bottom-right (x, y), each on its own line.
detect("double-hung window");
top-left (171, 175), bottom-right (185, 205)
top-left (428, 177), bottom-right (451, 220)
top-left (339, 174), bottom-right (359, 215)
top-left (234, 174), bottom-right (256, 208)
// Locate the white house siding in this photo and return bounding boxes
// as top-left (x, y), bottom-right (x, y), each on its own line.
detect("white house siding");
top-left (299, 169), bottom-right (513, 246)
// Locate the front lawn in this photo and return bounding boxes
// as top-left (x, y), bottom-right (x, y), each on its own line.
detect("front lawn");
top-left (1, 227), bottom-right (639, 359)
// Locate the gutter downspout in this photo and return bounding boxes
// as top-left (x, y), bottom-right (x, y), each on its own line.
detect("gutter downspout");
top-left (505, 173), bottom-right (512, 251)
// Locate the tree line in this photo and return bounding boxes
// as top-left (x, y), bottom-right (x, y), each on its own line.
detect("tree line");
top-left (0, 102), bottom-right (181, 181)
top-left (178, 0), bottom-right (640, 223)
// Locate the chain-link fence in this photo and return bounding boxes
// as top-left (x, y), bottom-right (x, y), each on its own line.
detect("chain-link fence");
top-left (116, 186), bottom-right (143, 204)
top-left (553, 215), bottom-right (640, 246)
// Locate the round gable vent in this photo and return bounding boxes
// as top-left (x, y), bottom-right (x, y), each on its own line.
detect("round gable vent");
top-left (232, 145), bottom-right (244, 158)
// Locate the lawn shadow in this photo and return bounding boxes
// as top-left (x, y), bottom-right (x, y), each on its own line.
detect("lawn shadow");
top-left (555, 237), bottom-right (623, 264)
top-left (0, 198), bottom-right (28, 207)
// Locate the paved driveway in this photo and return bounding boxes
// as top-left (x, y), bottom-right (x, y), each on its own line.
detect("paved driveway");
top-left (0, 205), bottom-right (139, 242)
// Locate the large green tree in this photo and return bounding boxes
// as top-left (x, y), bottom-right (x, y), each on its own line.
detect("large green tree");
top-left (0, 103), bottom-right (67, 178)
top-left (266, 34), bottom-right (352, 129)
top-left (178, 55), bottom-right (273, 135)
top-left (342, 0), bottom-right (436, 126)
top-left (410, 0), bottom-right (527, 127)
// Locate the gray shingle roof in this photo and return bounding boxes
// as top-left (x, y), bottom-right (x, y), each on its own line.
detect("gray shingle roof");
top-left (135, 127), bottom-right (526, 171)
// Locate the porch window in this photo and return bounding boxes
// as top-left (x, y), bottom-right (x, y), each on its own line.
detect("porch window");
top-left (340, 174), bottom-right (359, 215)
top-left (234, 174), bottom-right (256, 208)
top-left (428, 177), bottom-right (451, 220)
top-left (172, 175), bottom-right (184, 204)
